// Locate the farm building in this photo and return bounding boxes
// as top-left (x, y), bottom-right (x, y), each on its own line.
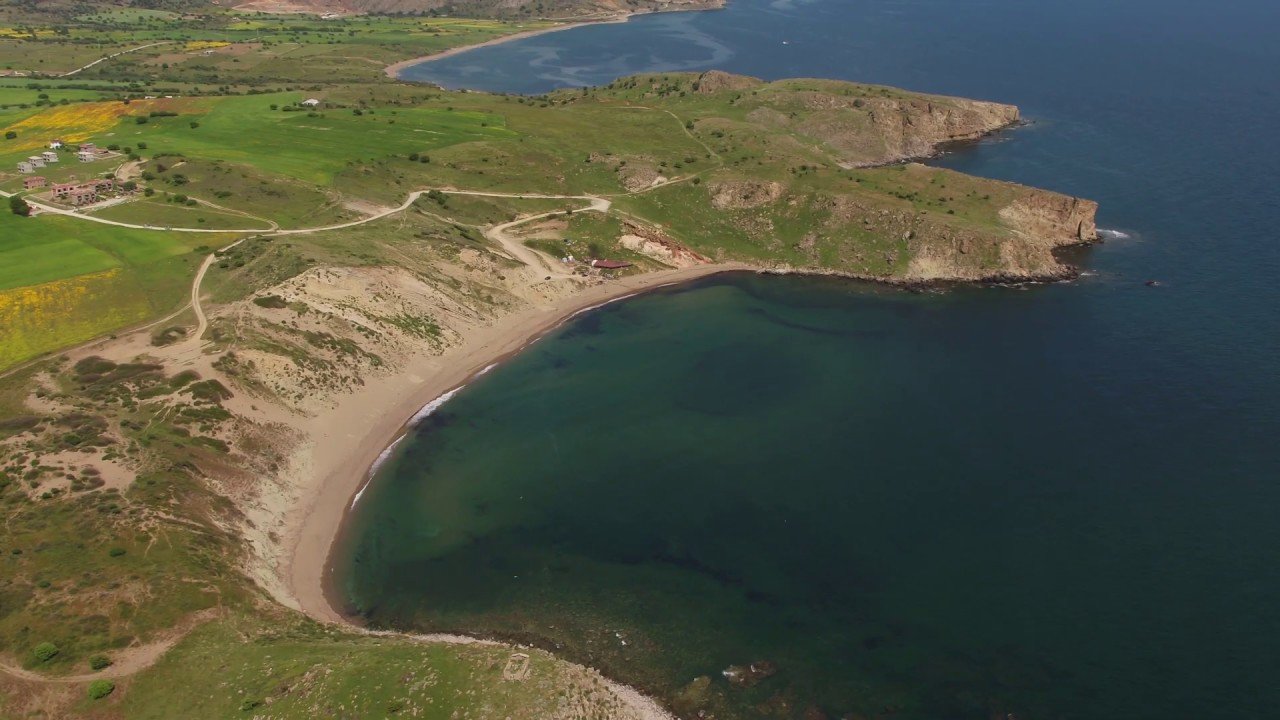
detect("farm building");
top-left (591, 259), bottom-right (633, 269)
top-left (41, 151), bottom-right (58, 163)
top-left (23, 176), bottom-right (47, 189)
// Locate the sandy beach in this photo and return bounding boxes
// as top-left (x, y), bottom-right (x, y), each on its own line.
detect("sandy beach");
top-left (382, 1), bottom-right (726, 79)
top-left (280, 263), bottom-right (748, 626)
top-left (383, 16), bottom-right (630, 79)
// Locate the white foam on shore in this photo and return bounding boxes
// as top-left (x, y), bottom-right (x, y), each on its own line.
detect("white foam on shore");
top-left (350, 386), bottom-right (465, 509)
top-left (565, 291), bottom-right (641, 322)
top-left (408, 385), bottom-right (464, 425)
top-left (350, 286), bottom-right (669, 510)
top-left (1098, 228), bottom-right (1131, 240)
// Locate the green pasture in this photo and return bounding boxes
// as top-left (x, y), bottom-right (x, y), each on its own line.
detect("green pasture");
top-left (110, 93), bottom-right (516, 184)
top-left (0, 211), bottom-right (231, 369)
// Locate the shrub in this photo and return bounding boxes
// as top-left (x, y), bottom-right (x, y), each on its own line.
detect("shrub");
top-left (135, 116), bottom-right (148, 124)
top-left (4, 130), bottom-right (15, 139)
top-left (89, 655), bottom-right (112, 670)
top-left (33, 642), bottom-right (59, 662)
top-left (87, 680), bottom-right (115, 700)
top-left (9, 195), bottom-right (30, 217)
top-left (107, 547), bottom-right (126, 557)
top-left (252, 295), bottom-right (288, 309)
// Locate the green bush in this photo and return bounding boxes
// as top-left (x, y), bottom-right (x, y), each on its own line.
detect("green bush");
top-left (9, 194), bottom-right (30, 217)
top-left (108, 547), bottom-right (126, 557)
top-left (32, 642), bottom-right (59, 662)
top-left (89, 655), bottom-right (112, 670)
top-left (87, 680), bottom-right (115, 700)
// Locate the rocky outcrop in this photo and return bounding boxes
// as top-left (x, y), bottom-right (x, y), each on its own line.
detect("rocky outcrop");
top-left (684, 74), bottom-right (1020, 167)
top-left (707, 179), bottom-right (785, 209)
top-left (694, 70), bottom-right (763, 95)
top-left (999, 193), bottom-right (1099, 244)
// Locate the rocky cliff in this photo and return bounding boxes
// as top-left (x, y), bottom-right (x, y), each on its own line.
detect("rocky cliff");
top-left (586, 73), bottom-right (1098, 283)
top-left (693, 71), bottom-right (1020, 167)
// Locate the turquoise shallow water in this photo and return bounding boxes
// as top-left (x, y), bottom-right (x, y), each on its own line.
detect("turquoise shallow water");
top-left (340, 1), bottom-right (1280, 718)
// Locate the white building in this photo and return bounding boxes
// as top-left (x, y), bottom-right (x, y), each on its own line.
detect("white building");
top-left (301, 98), bottom-right (321, 107)
top-left (48, 140), bottom-right (63, 149)
top-left (77, 150), bottom-right (96, 162)
top-left (26, 155), bottom-right (45, 168)
top-left (41, 151), bottom-right (58, 163)
top-left (17, 161), bottom-right (34, 173)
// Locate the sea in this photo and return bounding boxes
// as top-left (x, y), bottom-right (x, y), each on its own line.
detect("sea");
top-left (336, 1), bottom-right (1280, 717)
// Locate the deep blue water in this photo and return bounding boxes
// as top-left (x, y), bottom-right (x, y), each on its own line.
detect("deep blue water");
top-left (343, 2), bottom-right (1280, 718)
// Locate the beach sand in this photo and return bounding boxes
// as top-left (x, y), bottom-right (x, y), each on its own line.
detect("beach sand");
top-left (382, 16), bottom-right (630, 80)
top-left (280, 263), bottom-right (745, 624)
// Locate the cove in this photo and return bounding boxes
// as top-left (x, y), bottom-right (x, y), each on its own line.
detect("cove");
top-left (341, 0), bottom-right (1280, 718)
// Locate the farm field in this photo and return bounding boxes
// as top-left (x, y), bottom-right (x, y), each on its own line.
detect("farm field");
top-left (3, 93), bottom-right (517, 184)
top-left (0, 211), bottom-right (228, 370)
top-left (0, 15), bottom-right (557, 81)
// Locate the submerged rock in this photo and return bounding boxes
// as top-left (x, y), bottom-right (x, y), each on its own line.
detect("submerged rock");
top-left (722, 659), bottom-right (779, 688)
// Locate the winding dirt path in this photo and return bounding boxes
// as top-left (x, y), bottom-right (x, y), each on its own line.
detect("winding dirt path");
top-left (0, 609), bottom-right (219, 684)
top-left (60, 42), bottom-right (173, 77)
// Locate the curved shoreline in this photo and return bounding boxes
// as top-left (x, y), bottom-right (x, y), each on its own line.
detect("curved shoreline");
top-left (384, 17), bottom-right (627, 79)
top-left (278, 263), bottom-right (748, 715)
top-left (383, 3), bottom-right (727, 81)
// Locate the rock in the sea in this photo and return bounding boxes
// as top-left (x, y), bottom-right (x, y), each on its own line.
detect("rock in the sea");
top-left (722, 659), bottom-right (779, 688)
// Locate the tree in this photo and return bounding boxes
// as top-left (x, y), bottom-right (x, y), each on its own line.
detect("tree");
top-left (9, 194), bottom-right (31, 217)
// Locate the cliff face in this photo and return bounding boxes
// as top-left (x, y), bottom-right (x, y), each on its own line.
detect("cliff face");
top-left (999, 193), bottom-right (1099, 245)
top-left (692, 72), bottom-right (1019, 167)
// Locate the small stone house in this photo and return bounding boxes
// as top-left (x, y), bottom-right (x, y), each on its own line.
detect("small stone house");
top-left (26, 155), bottom-right (45, 168)
top-left (41, 150), bottom-right (58, 163)
top-left (17, 161), bottom-right (34, 173)
top-left (23, 176), bottom-right (47, 189)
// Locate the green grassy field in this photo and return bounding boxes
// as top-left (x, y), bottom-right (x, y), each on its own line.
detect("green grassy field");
top-left (5, 92), bottom-right (517, 184)
top-left (90, 198), bottom-right (273, 230)
top-left (0, 211), bottom-right (230, 370)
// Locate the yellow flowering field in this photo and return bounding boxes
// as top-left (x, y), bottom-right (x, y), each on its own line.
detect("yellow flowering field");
top-left (0, 27), bottom-right (56, 39)
top-left (184, 40), bottom-right (230, 51)
top-left (0, 98), bottom-right (202, 153)
top-left (0, 269), bottom-right (151, 369)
